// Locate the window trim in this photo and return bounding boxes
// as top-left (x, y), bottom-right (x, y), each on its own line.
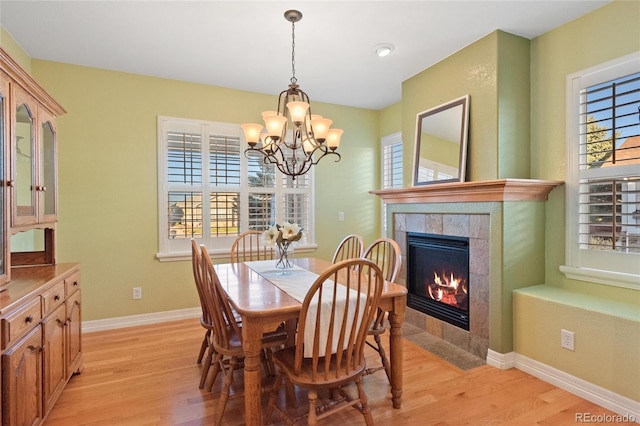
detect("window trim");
top-left (156, 116), bottom-right (317, 262)
top-left (562, 52), bottom-right (640, 289)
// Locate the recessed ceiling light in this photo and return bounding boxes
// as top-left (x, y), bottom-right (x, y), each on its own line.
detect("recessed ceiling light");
top-left (375, 44), bottom-right (394, 58)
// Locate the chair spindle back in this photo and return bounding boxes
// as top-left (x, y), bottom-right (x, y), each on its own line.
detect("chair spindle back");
top-left (294, 258), bottom-right (383, 382)
top-left (230, 230), bottom-right (274, 263)
top-left (363, 237), bottom-right (402, 283)
top-left (331, 234), bottom-right (365, 263)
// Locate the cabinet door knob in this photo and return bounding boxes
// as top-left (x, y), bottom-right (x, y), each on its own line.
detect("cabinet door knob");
top-left (54, 294), bottom-right (61, 301)
top-left (25, 314), bottom-right (33, 323)
top-left (41, 186), bottom-right (47, 192)
top-left (7, 180), bottom-right (14, 187)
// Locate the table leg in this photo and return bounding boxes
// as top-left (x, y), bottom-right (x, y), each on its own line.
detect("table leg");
top-left (242, 316), bottom-right (263, 426)
top-left (388, 300), bottom-right (405, 409)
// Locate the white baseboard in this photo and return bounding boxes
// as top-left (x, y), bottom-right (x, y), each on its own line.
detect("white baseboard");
top-left (486, 348), bottom-right (515, 369)
top-left (487, 349), bottom-right (639, 423)
top-left (82, 307), bottom-right (201, 333)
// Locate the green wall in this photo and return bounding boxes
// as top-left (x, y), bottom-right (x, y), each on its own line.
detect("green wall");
top-left (0, 27), bottom-right (31, 72)
top-left (402, 30), bottom-right (530, 184)
top-left (3, 54), bottom-right (382, 321)
top-left (531, 0), bottom-right (640, 296)
top-left (378, 101), bottom-right (401, 138)
top-left (521, 0), bottom-right (640, 401)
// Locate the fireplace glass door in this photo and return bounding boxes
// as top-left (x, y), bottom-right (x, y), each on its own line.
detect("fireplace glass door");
top-left (407, 232), bottom-right (470, 330)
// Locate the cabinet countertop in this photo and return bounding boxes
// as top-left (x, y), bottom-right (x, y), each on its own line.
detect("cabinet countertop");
top-left (0, 263), bottom-right (80, 313)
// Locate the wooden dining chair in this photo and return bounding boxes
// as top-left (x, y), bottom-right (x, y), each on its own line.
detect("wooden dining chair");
top-left (201, 245), bottom-right (289, 425)
top-left (331, 234), bottom-right (365, 263)
top-left (230, 230), bottom-right (274, 263)
top-left (265, 258), bottom-right (384, 425)
top-left (191, 239), bottom-right (218, 389)
top-left (362, 237), bottom-right (402, 381)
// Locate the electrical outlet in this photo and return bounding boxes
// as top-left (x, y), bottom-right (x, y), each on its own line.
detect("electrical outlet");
top-left (132, 287), bottom-right (142, 300)
top-left (561, 329), bottom-right (574, 351)
top-left (338, 211), bottom-right (345, 222)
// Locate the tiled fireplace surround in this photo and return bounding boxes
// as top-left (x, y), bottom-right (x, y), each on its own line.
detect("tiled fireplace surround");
top-left (372, 179), bottom-right (562, 361)
top-left (395, 211), bottom-right (490, 359)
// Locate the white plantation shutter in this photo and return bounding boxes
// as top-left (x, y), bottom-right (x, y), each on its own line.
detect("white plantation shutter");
top-left (578, 178), bottom-right (640, 252)
top-left (157, 117), bottom-right (314, 258)
top-left (383, 139), bottom-right (403, 189)
top-left (283, 192), bottom-right (310, 245)
top-left (381, 132), bottom-right (403, 233)
top-left (209, 134), bottom-right (241, 185)
top-left (577, 70), bottom-right (640, 253)
top-left (563, 54), bottom-right (640, 287)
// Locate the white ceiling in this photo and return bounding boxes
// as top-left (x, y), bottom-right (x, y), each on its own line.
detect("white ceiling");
top-left (0, 0), bottom-right (611, 110)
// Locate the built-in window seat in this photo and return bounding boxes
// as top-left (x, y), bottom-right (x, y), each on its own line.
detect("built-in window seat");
top-left (513, 284), bottom-right (639, 405)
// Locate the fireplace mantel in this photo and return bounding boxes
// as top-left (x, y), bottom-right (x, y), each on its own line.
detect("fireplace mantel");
top-left (370, 179), bottom-right (563, 204)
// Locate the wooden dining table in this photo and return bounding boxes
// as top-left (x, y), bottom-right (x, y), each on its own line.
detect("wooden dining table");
top-left (213, 257), bottom-right (407, 426)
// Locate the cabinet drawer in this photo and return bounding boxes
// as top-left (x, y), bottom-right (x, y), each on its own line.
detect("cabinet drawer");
top-left (65, 271), bottom-right (81, 296)
top-left (1, 297), bottom-right (42, 350)
top-left (42, 281), bottom-right (65, 316)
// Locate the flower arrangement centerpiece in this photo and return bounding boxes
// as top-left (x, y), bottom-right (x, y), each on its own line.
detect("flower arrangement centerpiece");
top-left (262, 222), bottom-right (303, 269)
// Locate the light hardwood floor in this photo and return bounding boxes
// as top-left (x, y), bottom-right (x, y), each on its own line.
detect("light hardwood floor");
top-left (44, 318), bottom-right (634, 425)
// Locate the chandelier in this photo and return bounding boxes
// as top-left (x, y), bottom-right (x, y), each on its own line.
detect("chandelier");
top-left (241, 10), bottom-right (343, 180)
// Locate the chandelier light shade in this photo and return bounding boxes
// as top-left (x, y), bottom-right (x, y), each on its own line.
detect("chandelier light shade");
top-left (241, 10), bottom-right (342, 179)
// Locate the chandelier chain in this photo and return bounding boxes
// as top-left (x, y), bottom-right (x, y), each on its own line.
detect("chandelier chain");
top-left (290, 20), bottom-right (297, 85)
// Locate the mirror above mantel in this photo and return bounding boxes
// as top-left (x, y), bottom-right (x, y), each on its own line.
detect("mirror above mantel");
top-left (413, 95), bottom-right (470, 186)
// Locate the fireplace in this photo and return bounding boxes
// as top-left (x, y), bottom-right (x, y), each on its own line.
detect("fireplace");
top-left (373, 180), bottom-right (561, 359)
top-left (406, 232), bottom-right (470, 330)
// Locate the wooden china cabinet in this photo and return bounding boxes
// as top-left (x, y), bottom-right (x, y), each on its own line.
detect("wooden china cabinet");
top-left (0, 48), bottom-right (82, 426)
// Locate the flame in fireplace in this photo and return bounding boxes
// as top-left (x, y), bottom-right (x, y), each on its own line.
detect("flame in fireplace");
top-left (426, 271), bottom-right (468, 309)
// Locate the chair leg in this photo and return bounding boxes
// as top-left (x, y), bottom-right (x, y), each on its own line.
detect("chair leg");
top-left (285, 378), bottom-right (298, 409)
top-left (263, 348), bottom-right (276, 376)
top-left (373, 333), bottom-right (391, 382)
top-left (307, 389), bottom-right (318, 426)
top-left (265, 373), bottom-right (283, 424)
top-left (197, 330), bottom-right (210, 364)
top-left (354, 376), bottom-right (374, 426)
top-left (214, 356), bottom-right (238, 426)
top-left (199, 344), bottom-right (214, 389)
top-left (206, 352), bottom-right (223, 392)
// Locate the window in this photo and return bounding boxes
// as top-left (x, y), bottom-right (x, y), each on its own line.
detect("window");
top-left (562, 53), bottom-right (640, 288)
top-left (157, 117), bottom-right (313, 260)
top-left (381, 132), bottom-right (403, 233)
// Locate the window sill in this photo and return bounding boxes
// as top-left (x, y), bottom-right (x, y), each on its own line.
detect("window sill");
top-left (559, 265), bottom-right (640, 290)
top-left (156, 243), bottom-right (319, 263)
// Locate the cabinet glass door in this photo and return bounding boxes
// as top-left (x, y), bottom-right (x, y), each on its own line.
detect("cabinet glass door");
top-left (41, 119), bottom-right (57, 220)
top-left (0, 78), bottom-right (7, 288)
top-left (14, 101), bottom-right (36, 223)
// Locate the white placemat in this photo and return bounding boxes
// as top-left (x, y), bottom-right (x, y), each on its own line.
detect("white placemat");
top-left (245, 260), bottom-right (366, 357)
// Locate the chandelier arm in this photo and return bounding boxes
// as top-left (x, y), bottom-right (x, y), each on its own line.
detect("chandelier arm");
top-left (276, 89), bottom-right (288, 118)
top-left (307, 146), bottom-right (341, 166)
top-left (244, 145), bottom-right (340, 180)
